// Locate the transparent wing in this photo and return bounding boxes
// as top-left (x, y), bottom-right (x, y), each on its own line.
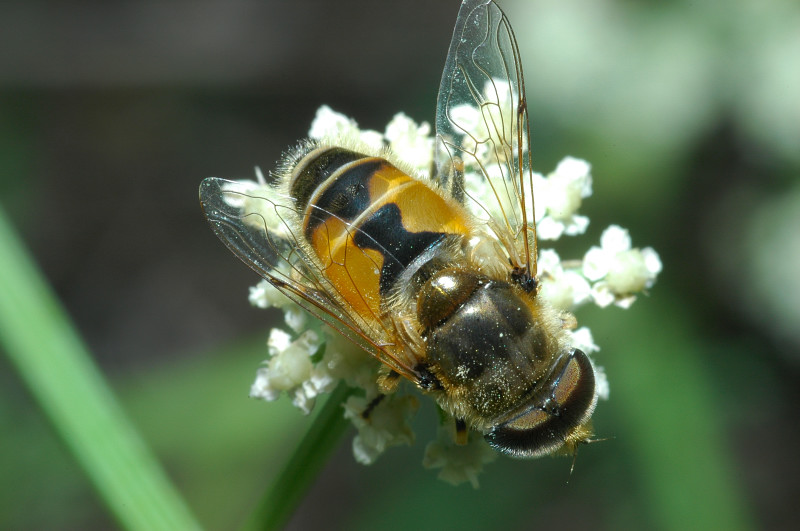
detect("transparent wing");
top-left (199, 177), bottom-right (419, 381)
top-left (435, 0), bottom-right (537, 275)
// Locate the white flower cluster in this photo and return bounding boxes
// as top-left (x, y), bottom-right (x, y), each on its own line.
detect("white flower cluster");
top-left (343, 394), bottom-right (419, 465)
top-left (249, 328), bottom-right (333, 414)
top-left (239, 106), bottom-right (660, 486)
top-left (537, 224), bottom-right (662, 312)
top-left (582, 225), bottom-right (662, 308)
top-left (423, 421), bottom-right (498, 488)
top-left (534, 156), bottom-right (592, 240)
top-left (307, 105), bottom-right (434, 177)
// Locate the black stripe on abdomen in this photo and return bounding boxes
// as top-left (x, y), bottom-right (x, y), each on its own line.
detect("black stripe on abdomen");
top-left (353, 203), bottom-right (445, 294)
top-left (303, 158), bottom-right (384, 238)
top-left (290, 147), bottom-right (368, 211)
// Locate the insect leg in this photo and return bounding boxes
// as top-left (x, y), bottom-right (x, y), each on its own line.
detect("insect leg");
top-left (360, 394), bottom-right (386, 420)
top-left (454, 417), bottom-right (468, 445)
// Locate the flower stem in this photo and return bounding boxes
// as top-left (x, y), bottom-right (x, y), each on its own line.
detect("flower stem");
top-left (243, 382), bottom-right (355, 531)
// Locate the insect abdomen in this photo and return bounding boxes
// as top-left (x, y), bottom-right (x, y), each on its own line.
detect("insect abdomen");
top-left (288, 146), bottom-right (471, 321)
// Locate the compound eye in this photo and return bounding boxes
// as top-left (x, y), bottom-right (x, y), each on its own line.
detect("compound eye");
top-left (484, 349), bottom-right (597, 458)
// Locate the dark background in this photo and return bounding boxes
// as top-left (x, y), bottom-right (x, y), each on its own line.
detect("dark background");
top-left (2, 1), bottom-right (798, 529)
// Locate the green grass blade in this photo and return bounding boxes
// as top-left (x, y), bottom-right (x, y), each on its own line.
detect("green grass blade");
top-left (0, 205), bottom-right (202, 531)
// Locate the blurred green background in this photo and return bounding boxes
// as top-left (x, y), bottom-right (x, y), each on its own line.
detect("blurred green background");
top-left (1, 0), bottom-right (798, 529)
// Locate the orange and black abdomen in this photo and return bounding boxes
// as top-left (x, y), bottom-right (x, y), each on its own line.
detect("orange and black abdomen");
top-left (288, 146), bottom-right (470, 322)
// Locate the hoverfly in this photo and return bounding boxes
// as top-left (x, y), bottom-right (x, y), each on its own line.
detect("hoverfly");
top-left (200, 0), bottom-right (597, 458)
